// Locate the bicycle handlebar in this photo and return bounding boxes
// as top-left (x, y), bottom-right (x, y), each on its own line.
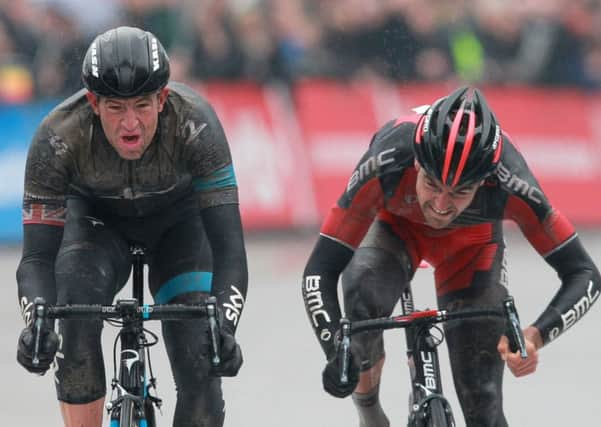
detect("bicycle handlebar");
top-left (339, 296), bottom-right (528, 384)
top-left (31, 296), bottom-right (222, 367)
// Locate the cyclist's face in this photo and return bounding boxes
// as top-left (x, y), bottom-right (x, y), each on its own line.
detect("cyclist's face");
top-left (415, 162), bottom-right (481, 229)
top-left (86, 88), bottom-right (169, 160)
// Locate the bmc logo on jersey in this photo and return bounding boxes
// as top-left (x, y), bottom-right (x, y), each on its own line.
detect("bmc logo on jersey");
top-left (304, 275), bottom-right (332, 342)
top-left (548, 280), bottom-right (599, 341)
top-left (496, 162), bottom-right (543, 204)
top-left (347, 148), bottom-right (396, 192)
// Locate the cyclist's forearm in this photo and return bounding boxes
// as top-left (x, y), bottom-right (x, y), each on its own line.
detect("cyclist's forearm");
top-left (16, 224), bottom-right (62, 326)
top-left (201, 203), bottom-right (248, 333)
top-left (533, 235), bottom-right (601, 345)
top-left (212, 257), bottom-right (248, 334)
top-left (302, 235), bottom-right (354, 357)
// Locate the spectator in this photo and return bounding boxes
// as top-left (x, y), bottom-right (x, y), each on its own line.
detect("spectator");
top-left (268, 0), bottom-right (329, 82)
top-left (172, 0), bottom-right (245, 81)
top-left (0, 18), bottom-right (34, 102)
top-left (231, 2), bottom-right (281, 82)
top-left (0, 0), bottom-right (600, 96)
top-left (32, 3), bottom-right (89, 97)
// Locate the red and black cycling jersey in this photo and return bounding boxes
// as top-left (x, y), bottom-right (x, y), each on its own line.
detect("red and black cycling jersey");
top-left (303, 113), bottom-right (600, 356)
top-left (321, 113), bottom-right (573, 253)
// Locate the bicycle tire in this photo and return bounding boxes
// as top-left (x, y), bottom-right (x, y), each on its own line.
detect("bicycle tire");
top-left (426, 398), bottom-right (449, 427)
top-left (119, 398), bottom-right (136, 427)
top-left (144, 398), bottom-right (156, 427)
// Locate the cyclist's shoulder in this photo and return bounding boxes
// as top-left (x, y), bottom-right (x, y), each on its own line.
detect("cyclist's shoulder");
top-left (31, 88), bottom-right (94, 149)
top-left (45, 88), bottom-right (92, 122)
top-left (364, 113), bottom-right (421, 175)
top-left (492, 133), bottom-right (541, 188)
top-left (166, 81), bottom-right (217, 120)
top-left (372, 111), bottom-right (421, 147)
top-left (164, 81), bottom-right (228, 146)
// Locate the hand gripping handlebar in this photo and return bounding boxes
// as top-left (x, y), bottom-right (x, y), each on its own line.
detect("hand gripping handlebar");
top-left (338, 296), bottom-right (528, 384)
top-left (31, 296), bottom-right (222, 368)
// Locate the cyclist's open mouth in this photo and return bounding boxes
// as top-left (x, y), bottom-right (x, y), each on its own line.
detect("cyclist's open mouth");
top-left (429, 205), bottom-right (453, 217)
top-left (121, 135), bottom-right (141, 145)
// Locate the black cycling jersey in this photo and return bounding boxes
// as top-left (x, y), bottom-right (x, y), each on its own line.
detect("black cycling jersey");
top-left (22, 81), bottom-right (238, 218)
top-left (17, 81), bottom-right (248, 334)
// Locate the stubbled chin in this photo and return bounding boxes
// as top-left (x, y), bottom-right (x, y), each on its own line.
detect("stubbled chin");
top-left (120, 152), bottom-right (143, 160)
top-left (115, 145), bottom-right (144, 160)
top-left (111, 138), bottom-right (146, 159)
top-left (424, 211), bottom-right (454, 229)
top-left (425, 217), bottom-right (445, 229)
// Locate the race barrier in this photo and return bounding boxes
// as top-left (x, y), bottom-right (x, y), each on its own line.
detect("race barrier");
top-left (1, 81), bottom-right (600, 241)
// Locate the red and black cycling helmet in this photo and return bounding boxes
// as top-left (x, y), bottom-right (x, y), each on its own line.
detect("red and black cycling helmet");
top-left (82, 26), bottom-right (170, 98)
top-left (413, 86), bottom-right (503, 187)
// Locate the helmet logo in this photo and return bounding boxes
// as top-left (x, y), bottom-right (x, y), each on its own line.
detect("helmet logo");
top-left (492, 125), bottom-right (500, 149)
top-left (151, 38), bottom-right (160, 71)
top-left (91, 42), bottom-right (99, 78)
top-left (422, 106), bottom-right (433, 134)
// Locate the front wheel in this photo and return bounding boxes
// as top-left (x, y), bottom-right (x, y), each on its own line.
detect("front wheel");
top-left (119, 398), bottom-right (136, 427)
top-left (144, 398), bottom-right (156, 427)
top-left (425, 398), bottom-right (452, 427)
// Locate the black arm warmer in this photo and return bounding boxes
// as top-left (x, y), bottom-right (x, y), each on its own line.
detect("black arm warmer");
top-left (16, 224), bottom-right (63, 326)
top-left (200, 203), bottom-right (248, 334)
top-left (302, 235), bottom-right (354, 358)
top-left (533, 235), bottom-right (601, 345)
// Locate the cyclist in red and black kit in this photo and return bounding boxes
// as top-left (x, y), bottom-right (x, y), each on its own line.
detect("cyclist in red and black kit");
top-left (16, 27), bottom-right (248, 427)
top-left (302, 86), bottom-right (600, 426)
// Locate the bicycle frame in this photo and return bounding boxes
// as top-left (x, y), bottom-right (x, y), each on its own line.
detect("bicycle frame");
top-left (338, 286), bottom-right (527, 427)
top-left (108, 245), bottom-right (154, 426)
top-left (399, 285), bottom-right (454, 426)
top-left (31, 244), bottom-right (221, 427)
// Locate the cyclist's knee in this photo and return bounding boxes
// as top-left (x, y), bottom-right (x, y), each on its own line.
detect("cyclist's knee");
top-left (342, 247), bottom-right (405, 320)
top-left (356, 356), bottom-right (385, 388)
top-left (55, 355), bottom-right (107, 404)
top-left (352, 331), bottom-right (385, 372)
top-left (174, 376), bottom-right (225, 426)
top-left (458, 381), bottom-right (506, 427)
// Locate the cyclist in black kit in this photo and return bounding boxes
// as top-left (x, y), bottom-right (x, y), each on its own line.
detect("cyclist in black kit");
top-left (16, 26), bottom-right (248, 427)
top-left (301, 86), bottom-right (600, 426)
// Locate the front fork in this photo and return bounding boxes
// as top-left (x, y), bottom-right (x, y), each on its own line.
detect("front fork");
top-left (401, 288), bottom-right (452, 424)
top-left (401, 288), bottom-right (444, 398)
top-left (108, 320), bottom-right (161, 424)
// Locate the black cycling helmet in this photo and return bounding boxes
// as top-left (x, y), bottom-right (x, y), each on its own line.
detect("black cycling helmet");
top-left (82, 26), bottom-right (170, 98)
top-left (413, 86), bottom-right (503, 187)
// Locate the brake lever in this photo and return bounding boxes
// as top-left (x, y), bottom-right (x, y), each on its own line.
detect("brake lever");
top-left (31, 297), bottom-right (47, 366)
top-left (503, 297), bottom-right (528, 359)
top-left (339, 318), bottom-right (351, 384)
top-left (206, 296), bottom-right (221, 367)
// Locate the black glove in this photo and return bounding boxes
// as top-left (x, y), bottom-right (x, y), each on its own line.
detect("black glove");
top-left (17, 325), bottom-right (59, 375)
top-left (211, 326), bottom-right (243, 377)
top-left (322, 345), bottom-right (360, 398)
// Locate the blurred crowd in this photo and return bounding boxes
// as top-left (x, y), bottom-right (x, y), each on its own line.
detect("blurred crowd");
top-left (2, 0), bottom-right (601, 103)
